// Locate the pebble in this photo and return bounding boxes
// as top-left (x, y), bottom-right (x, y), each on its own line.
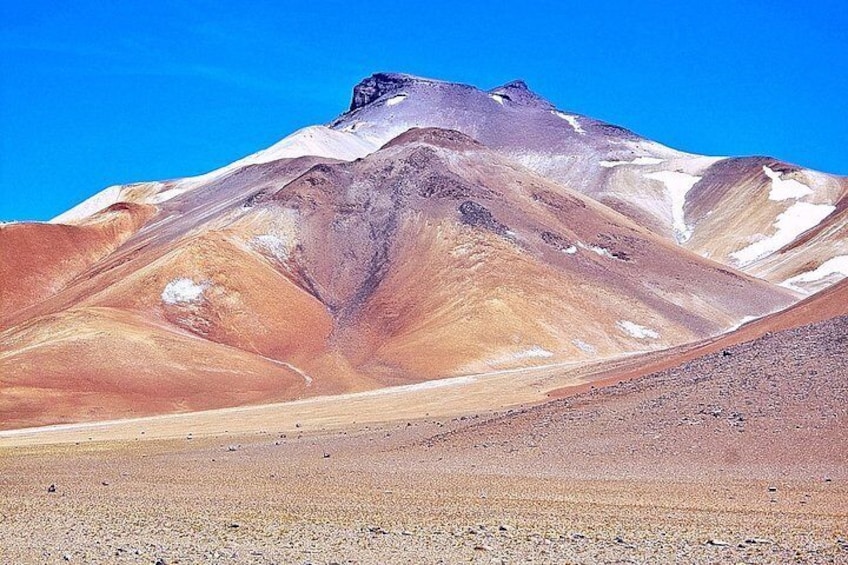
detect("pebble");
top-left (474, 544), bottom-right (492, 551)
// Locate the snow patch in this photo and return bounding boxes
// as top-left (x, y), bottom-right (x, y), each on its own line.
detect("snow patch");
top-left (486, 346), bottom-right (554, 366)
top-left (385, 94), bottom-right (407, 106)
top-left (562, 245), bottom-right (578, 254)
top-left (572, 339), bottom-right (596, 354)
top-left (51, 125), bottom-right (382, 224)
top-left (149, 187), bottom-right (190, 204)
top-left (51, 185), bottom-right (124, 224)
top-left (489, 93), bottom-right (506, 105)
top-left (730, 202), bottom-right (836, 266)
top-left (643, 170), bottom-right (702, 242)
top-left (578, 242), bottom-right (616, 259)
top-left (780, 255), bottom-right (848, 292)
top-left (161, 278), bottom-right (209, 305)
top-left (599, 157), bottom-right (665, 168)
top-left (251, 234), bottom-right (289, 262)
top-left (590, 246), bottom-right (615, 259)
top-left (553, 111), bottom-right (586, 134)
top-left (235, 125), bottom-right (377, 165)
top-left (763, 166), bottom-right (813, 201)
top-left (617, 320), bottom-right (660, 340)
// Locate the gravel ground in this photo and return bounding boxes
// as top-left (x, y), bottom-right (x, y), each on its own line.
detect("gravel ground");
top-left (1, 317), bottom-right (846, 564)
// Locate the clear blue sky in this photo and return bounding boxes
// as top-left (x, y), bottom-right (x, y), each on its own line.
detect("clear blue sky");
top-left (2, 0), bottom-right (846, 221)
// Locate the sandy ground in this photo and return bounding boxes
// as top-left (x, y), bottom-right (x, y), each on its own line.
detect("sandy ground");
top-left (1, 317), bottom-right (846, 563)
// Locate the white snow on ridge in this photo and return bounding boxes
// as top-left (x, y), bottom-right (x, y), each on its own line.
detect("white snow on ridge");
top-left (643, 170), bottom-right (702, 243)
top-left (489, 93), bottom-right (506, 105)
top-left (553, 111), bottom-right (586, 134)
top-left (51, 185), bottom-right (124, 224)
top-left (161, 278), bottom-right (209, 305)
top-left (228, 125), bottom-right (377, 166)
top-left (730, 202), bottom-right (836, 266)
top-left (763, 165), bottom-right (813, 201)
top-left (780, 255), bottom-right (848, 292)
top-left (599, 157), bottom-right (665, 168)
top-left (52, 126), bottom-right (382, 224)
top-left (385, 94), bottom-right (407, 106)
top-left (148, 187), bottom-right (191, 204)
top-left (617, 320), bottom-right (660, 340)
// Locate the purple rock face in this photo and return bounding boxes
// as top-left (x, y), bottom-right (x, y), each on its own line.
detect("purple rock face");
top-left (332, 72), bottom-right (664, 235)
top-left (350, 73), bottom-right (419, 111)
top-left (335, 72), bottom-right (642, 156)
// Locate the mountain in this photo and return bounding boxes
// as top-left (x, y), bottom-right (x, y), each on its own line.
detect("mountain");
top-left (1, 73), bottom-right (844, 429)
top-left (432, 311), bottom-right (848, 483)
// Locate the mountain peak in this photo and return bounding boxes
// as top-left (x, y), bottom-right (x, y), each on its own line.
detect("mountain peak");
top-left (349, 72), bottom-right (439, 111)
top-left (501, 79), bottom-right (530, 91)
top-left (348, 72), bottom-right (551, 114)
top-left (489, 79), bottom-right (550, 108)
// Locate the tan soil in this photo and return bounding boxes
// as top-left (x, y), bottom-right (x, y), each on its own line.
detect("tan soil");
top-left (1, 316), bottom-right (846, 563)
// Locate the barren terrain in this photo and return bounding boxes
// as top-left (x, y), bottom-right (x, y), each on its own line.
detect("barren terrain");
top-left (2, 316), bottom-right (845, 563)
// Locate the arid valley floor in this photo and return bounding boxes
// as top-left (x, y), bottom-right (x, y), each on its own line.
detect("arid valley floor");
top-left (2, 316), bottom-right (846, 564)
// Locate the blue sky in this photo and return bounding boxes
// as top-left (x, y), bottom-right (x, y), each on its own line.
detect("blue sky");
top-left (1, 0), bottom-right (846, 221)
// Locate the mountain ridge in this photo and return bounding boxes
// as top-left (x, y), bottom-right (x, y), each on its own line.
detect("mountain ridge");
top-left (1, 72), bottom-right (845, 429)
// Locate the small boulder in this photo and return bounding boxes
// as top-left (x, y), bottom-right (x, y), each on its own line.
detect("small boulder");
top-left (706, 539), bottom-right (730, 547)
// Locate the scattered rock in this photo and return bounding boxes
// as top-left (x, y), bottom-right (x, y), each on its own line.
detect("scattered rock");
top-left (768, 486), bottom-right (777, 492)
top-left (474, 544), bottom-right (492, 552)
top-left (745, 537), bottom-right (773, 544)
top-left (47, 484), bottom-right (56, 493)
top-left (458, 201), bottom-right (509, 236)
top-left (706, 538), bottom-right (730, 547)
top-left (226, 445), bottom-right (239, 452)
